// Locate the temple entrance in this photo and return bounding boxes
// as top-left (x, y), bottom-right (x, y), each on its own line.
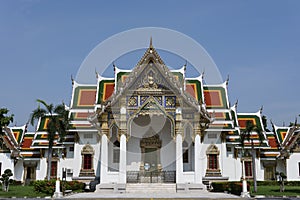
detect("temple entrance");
top-left (127, 114), bottom-right (176, 183)
top-left (140, 134), bottom-right (162, 172)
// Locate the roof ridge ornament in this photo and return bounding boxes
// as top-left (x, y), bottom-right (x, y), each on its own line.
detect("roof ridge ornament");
top-left (259, 105), bottom-right (263, 114)
top-left (113, 62), bottom-right (116, 74)
top-left (149, 36), bottom-right (153, 49)
top-left (234, 99), bottom-right (239, 107)
top-left (226, 75), bottom-right (229, 86)
top-left (95, 68), bottom-right (98, 79)
top-left (71, 75), bottom-right (74, 85)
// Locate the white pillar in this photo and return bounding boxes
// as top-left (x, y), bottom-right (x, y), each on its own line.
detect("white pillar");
top-left (53, 158), bottom-right (62, 198)
top-left (241, 159), bottom-right (250, 198)
top-left (194, 134), bottom-right (202, 183)
top-left (176, 133), bottom-right (183, 183)
top-left (119, 133), bottom-right (127, 184)
top-left (100, 134), bottom-right (108, 183)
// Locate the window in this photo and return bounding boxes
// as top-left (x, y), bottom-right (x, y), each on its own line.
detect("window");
top-left (113, 140), bottom-right (120, 163)
top-left (208, 154), bottom-right (218, 169)
top-left (79, 144), bottom-right (95, 176)
top-left (182, 141), bottom-right (189, 163)
top-left (69, 146), bottom-right (74, 152)
top-left (205, 144), bottom-right (221, 177)
top-left (83, 154), bottom-right (92, 169)
top-left (51, 161), bottom-right (57, 177)
top-left (245, 161), bottom-right (252, 177)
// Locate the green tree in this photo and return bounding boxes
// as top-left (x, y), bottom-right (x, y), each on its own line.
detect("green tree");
top-left (0, 108), bottom-right (14, 135)
top-left (240, 120), bottom-right (264, 193)
top-left (0, 169), bottom-right (13, 192)
top-left (30, 99), bottom-right (70, 181)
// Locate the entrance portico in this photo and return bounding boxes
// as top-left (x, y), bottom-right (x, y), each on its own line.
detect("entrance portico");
top-left (92, 42), bottom-right (211, 192)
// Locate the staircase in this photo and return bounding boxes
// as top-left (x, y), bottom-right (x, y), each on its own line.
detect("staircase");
top-left (126, 183), bottom-right (176, 193)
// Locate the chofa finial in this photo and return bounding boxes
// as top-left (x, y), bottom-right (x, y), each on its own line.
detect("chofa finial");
top-left (71, 75), bottom-right (74, 85)
top-left (150, 36), bottom-right (153, 48)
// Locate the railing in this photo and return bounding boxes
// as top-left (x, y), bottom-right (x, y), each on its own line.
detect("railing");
top-left (127, 171), bottom-right (176, 183)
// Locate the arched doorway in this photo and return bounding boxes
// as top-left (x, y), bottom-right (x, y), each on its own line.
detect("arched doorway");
top-left (127, 114), bottom-right (175, 183)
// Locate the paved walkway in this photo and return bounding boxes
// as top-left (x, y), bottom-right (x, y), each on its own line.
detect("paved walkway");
top-left (65, 191), bottom-right (244, 199)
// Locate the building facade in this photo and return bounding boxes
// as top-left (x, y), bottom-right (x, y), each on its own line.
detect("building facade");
top-left (1, 42), bottom-right (300, 191)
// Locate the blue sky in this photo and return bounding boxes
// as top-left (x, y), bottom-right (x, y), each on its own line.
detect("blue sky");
top-left (0, 0), bottom-right (299, 129)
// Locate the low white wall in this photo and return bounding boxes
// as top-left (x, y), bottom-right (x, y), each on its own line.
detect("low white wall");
top-left (286, 153), bottom-right (300, 181)
top-left (182, 172), bottom-right (195, 183)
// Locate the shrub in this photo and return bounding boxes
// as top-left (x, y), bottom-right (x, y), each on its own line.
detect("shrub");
top-left (33, 179), bottom-right (56, 195)
top-left (33, 180), bottom-right (85, 195)
top-left (0, 169), bottom-right (14, 192)
top-left (212, 181), bottom-right (250, 196)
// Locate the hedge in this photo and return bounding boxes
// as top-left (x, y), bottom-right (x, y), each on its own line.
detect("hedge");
top-left (211, 181), bottom-right (250, 196)
top-left (33, 180), bottom-right (85, 195)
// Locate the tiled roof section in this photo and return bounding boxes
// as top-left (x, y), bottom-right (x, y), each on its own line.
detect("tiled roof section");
top-left (237, 112), bottom-right (264, 131)
top-left (37, 116), bottom-right (49, 131)
top-left (70, 112), bottom-right (90, 121)
top-left (97, 79), bottom-right (115, 103)
top-left (21, 132), bottom-right (35, 149)
top-left (20, 132), bottom-right (41, 158)
top-left (237, 112), bottom-right (268, 148)
top-left (281, 127), bottom-right (300, 150)
top-left (3, 127), bottom-right (20, 150)
top-left (266, 132), bottom-right (280, 149)
top-left (185, 79), bottom-right (202, 102)
top-left (70, 82), bottom-right (97, 109)
top-left (225, 130), bottom-right (241, 144)
top-left (208, 122), bottom-right (234, 129)
top-left (69, 122), bottom-right (93, 130)
top-left (117, 71), bottom-right (130, 84)
top-left (172, 72), bottom-right (184, 84)
top-left (10, 128), bottom-right (24, 144)
top-left (31, 131), bottom-right (62, 148)
top-left (203, 84), bottom-right (229, 109)
top-left (210, 111), bottom-right (231, 120)
top-left (273, 125), bottom-right (289, 144)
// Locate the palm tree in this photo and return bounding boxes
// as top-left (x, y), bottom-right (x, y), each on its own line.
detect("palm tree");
top-left (240, 120), bottom-right (264, 193)
top-left (0, 108), bottom-right (14, 135)
top-left (30, 99), bottom-right (70, 181)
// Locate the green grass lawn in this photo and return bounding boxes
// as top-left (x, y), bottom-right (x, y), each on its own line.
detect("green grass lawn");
top-left (0, 185), bottom-right (48, 198)
top-left (251, 185), bottom-right (300, 197)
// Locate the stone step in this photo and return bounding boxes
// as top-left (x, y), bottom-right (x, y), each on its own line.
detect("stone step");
top-left (126, 183), bottom-right (176, 193)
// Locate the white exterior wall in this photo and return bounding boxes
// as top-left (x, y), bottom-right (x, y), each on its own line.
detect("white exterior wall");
top-left (256, 159), bottom-right (264, 181)
top-left (200, 132), bottom-right (222, 178)
top-left (222, 146), bottom-right (242, 181)
top-left (14, 160), bottom-right (24, 181)
top-left (0, 153), bottom-right (14, 177)
top-left (286, 153), bottom-right (300, 181)
top-left (72, 132), bottom-right (101, 178)
top-left (36, 158), bottom-right (47, 180)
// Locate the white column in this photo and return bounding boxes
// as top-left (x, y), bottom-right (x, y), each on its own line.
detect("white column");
top-left (176, 133), bottom-right (183, 183)
top-left (100, 134), bottom-right (108, 183)
top-left (194, 134), bottom-right (202, 183)
top-left (119, 133), bottom-right (127, 184)
top-left (241, 159), bottom-right (250, 198)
